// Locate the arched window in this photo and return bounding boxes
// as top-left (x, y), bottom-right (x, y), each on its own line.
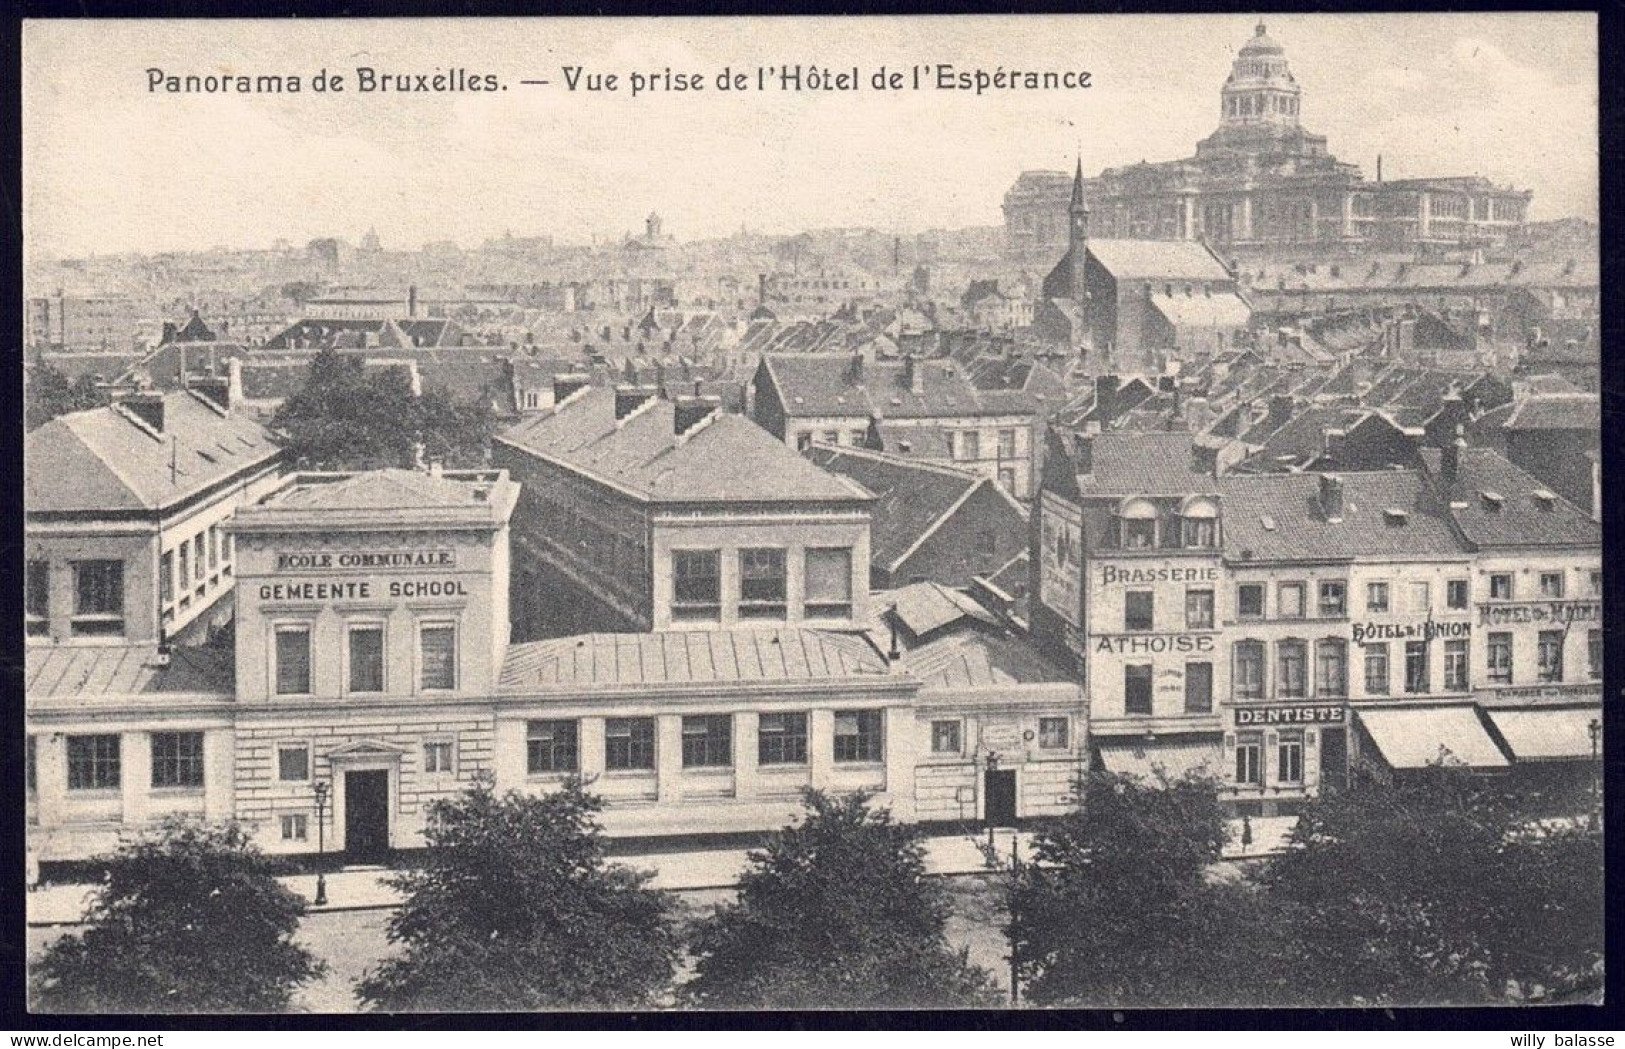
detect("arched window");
top-left (1118, 498), bottom-right (1158, 549)
top-left (1316, 639), bottom-right (1348, 698)
top-left (1179, 496), bottom-right (1219, 548)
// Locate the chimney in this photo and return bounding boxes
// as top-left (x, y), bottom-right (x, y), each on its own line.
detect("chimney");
top-left (412, 441), bottom-right (427, 470)
top-left (1075, 432), bottom-right (1094, 476)
top-left (227, 356), bottom-right (243, 406)
top-left (161, 321), bottom-right (178, 344)
top-left (674, 394), bottom-right (722, 438)
top-left (1319, 474), bottom-right (1345, 523)
top-left (552, 372), bottom-right (591, 405)
top-left (1440, 426), bottom-right (1464, 490)
top-left (429, 460), bottom-right (444, 478)
top-left (757, 273), bottom-right (767, 306)
top-left (613, 385), bottom-right (658, 422)
top-left (408, 285), bottom-right (418, 318)
top-left (847, 351), bottom-right (864, 384)
top-left (1094, 374), bottom-right (1120, 429)
top-left (903, 354), bottom-right (925, 394)
top-left (119, 390), bottom-right (166, 434)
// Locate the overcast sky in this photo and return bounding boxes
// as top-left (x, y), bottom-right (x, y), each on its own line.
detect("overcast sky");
top-left (23, 13), bottom-right (1596, 258)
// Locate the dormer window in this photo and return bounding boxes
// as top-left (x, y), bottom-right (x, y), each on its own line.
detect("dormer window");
top-left (1383, 508), bottom-right (1409, 527)
top-left (1480, 491), bottom-right (1504, 513)
top-left (1179, 496), bottom-right (1219, 548)
top-left (1119, 498), bottom-right (1158, 549)
top-left (1532, 489), bottom-right (1557, 511)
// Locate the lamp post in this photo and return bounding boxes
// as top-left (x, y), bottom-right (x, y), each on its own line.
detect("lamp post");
top-left (984, 751), bottom-right (1001, 850)
top-left (1588, 718), bottom-right (1601, 831)
top-left (312, 779), bottom-right (330, 906)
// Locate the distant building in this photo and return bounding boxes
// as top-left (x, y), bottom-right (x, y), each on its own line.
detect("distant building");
top-left (1005, 24), bottom-right (1531, 261)
top-left (27, 293), bottom-right (142, 352)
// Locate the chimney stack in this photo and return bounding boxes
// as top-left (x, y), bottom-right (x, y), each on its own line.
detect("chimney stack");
top-left (1094, 374), bottom-right (1120, 429)
top-left (1440, 426), bottom-right (1465, 490)
top-left (119, 390), bottom-right (166, 434)
top-left (552, 372), bottom-right (591, 406)
top-left (903, 353), bottom-right (925, 394)
top-left (1075, 432), bottom-right (1095, 476)
top-left (847, 351), bottom-right (864, 384)
top-left (408, 285), bottom-right (418, 318)
top-left (1319, 474), bottom-right (1345, 523)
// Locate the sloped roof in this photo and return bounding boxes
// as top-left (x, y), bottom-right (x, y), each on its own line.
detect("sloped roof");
top-left (270, 468), bottom-right (496, 512)
top-left (1076, 432), bottom-right (1213, 496)
top-left (1087, 239), bottom-right (1233, 282)
top-left (26, 392), bottom-right (280, 514)
top-left (27, 644), bottom-right (233, 699)
top-left (1502, 393), bottom-right (1598, 431)
top-left (1218, 470), bottom-right (1465, 561)
top-left (1421, 447), bottom-right (1599, 549)
top-left (900, 628), bottom-right (1075, 689)
top-left (806, 446), bottom-right (991, 571)
top-left (498, 629), bottom-right (892, 690)
top-left (498, 386), bottom-right (869, 505)
top-left (761, 354), bottom-right (1039, 420)
top-left (1148, 292), bottom-right (1252, 329)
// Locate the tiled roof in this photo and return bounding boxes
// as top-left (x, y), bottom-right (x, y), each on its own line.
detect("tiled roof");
top-left (498, 629), bottom-right (892, 690)
top-left (899, 628), bottom-right (1075, 689)
top-left (1148, 292), bottom-right (1251, 329)
top-left (26, 392), bottom-right (280, 514)
top-left (27, 644), bottom-right (233, 699)
top-left (1502, 393), bottom-right (1598, 431)
top-left (269, 468), bottom-right (502, 512)
top-left (1076, 432), bottom-right (1213, 496)
top-left (806, 446), bottom-right (988, 571)
top-left (1218, 470), bottom-right (1466, 561)
top-left (1086, 239), bottom-right (1233, 282)
top-left (1421, 447), bottom-right (1598, 549)
top-left (761, 354), bottom-right (1039, 420)
top-left (877, 581), bottom-right (998, 639)
top-left (498, 386), bottom-right (869, 504)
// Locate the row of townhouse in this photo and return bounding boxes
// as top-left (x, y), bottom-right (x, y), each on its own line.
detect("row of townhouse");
top-left (1032, 430), bottom-right (1602, 816)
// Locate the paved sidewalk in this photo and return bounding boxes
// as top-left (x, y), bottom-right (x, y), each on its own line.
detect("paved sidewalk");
top-left (26, 817), bottom-right (1295, 927)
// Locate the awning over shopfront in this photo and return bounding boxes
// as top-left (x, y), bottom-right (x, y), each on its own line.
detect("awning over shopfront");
top-left (1096, 737), bottom-right (1224, 782)
top-left (1484, 707), bottom-right (1600, 762)
top-left (1354, 705), bottom-right (1509, 770)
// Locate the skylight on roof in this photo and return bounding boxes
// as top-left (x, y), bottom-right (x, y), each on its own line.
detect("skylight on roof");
top-left (1260, 515), bottom-right (1276, 531)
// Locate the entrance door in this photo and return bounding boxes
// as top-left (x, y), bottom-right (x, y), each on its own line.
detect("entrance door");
top-left (344, 770), bottom-right (391, 863)
top-left (1320, 728), bottom-right (1348, 793)
top-left (985, 769), bottom-right (1018, 826)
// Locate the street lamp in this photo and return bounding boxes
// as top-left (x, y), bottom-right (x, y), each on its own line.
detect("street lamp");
top-left (1588, 718), bottom-right (1601, 831)
top-left (312, 779), bottom-right (330, 906)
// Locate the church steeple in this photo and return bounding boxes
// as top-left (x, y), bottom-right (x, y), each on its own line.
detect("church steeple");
top-left (1069, 156), bottom-right (1090, 305)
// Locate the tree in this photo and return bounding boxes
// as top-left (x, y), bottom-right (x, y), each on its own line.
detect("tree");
top-left (1261, 766), bottom-right (1604, 1006)
top-left (1009, 769), bottom-right (1266, 1007)
top-left (270, 351), bottom-right (494, 471)
top-left (26, 362), bottom-right (106, 430)
top-left (355, 778), bottom-right (678, 1011)
top-left (681, 790), bottom-right (998, 1009)
top-left (30, 819), bottom-right (324, 1013)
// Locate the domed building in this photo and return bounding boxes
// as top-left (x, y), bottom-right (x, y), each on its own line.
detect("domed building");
top-left (1003, 23), bottom-right (1531, 261)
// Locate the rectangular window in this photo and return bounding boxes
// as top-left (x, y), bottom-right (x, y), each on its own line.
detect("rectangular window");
top-left (997, 467), bottom-right (1017, 493)
top-left (758, 712), bottom-right (808, 766)
top-left (1124, 664), bottom-right (1154, 715)
top-left (834, 710), bottom-right (884, 763)
top-left (1185, 662), bottom-right (1213, 714)
top-left (605, 717), bottom-right (656, 771)
top-left (26, 560), bottom-right (49, 636)
top-left (159, 551), bottom-right (174, 608)
top-left (1540, 572), bottom-right (1565, 599)
top-left (280, 814), bottom-right (309, 842)
top-left (1038, 717), bottom-right (1070, 749)
top-left (1182, 517), bottom-right (1217, 549)
top-left (1238, 584), bottom-right (1264, 619)
top-left (1538, 631), bottom-right (1564, 683)
top-left (1589, 571), bottom-right (1602, 596)
top-left (151, 731), bottom-right (204, 789)
top-left (804, 548), bottom-right (853, 619)
top-left (1235, 641), bottom-right (1265, 700)
top-left (526, 720), bottom-right (579, 774)
top-left (1121, 517), bottom-right (1156, 549)
top-left (1124, 591), bottom-right (1154, 632)
top-left (1316, 641), bottom-right (1347, 698)
top-left (958, 431), bottom-right (981, 460)
top-left (1487, 632), bottom-right (1513, 685)
top-left (738, 548), bottom-right (787, 619)
top-left (1589, 629), bottom-right (1602, 680)
top-left (208, 525), bottom-right (219, 571)
top-left (1446, 579), bottom-right (1469, 611)
top-left (1185, 589), bottom-right (1214, 630)
top-left (424, 740), bottom-right (455, 775)
top-left (67, 734), bottom-right (120, 791)
top-left (71, 560), bottom-right (124, 636)
top-left (672, 549), bottom-right (721, 621)
top-left (997, 429), bottom-right (1017, 459)
top-left (1235, 732), bottom-right (1263, 786)
top-left (419, 624), bottom-right (457, 691)
top-left (847, 430), bottom-right (867, 447)
top-left (931, 720), bottom-right (963, 755)
top-left (1366, 581), bottom-right (1390, 614)
top-left (1364, 644), bottom-right (1390, 695)
top-left (1444, 639), bottom-right (1469, 692)
top-left (275, 626), bottom-right (312, 695)
top-left (1278, 582), bottom-right (1305, 620)
top-left (26, 736), bottom-right (36, 794)
top-left (193, 535), bottom-right (206, 582)
top-left (178, 541), bottom-right (191, 593)
top-left (1404, 641), bottom-right (1430, 694)
top-left (277, 743), bottom-right (310, 782)
top-left (1407, 582), bottom-right (1431, 615)
top-left (682, 715), bottom-right (733, 768)
top-left (1277, 731), bottom-right (1305, 785)
top-left (1277, 640), bottom-right (1307, 699)
top-left (1489, 573), bottom-right (1513, 600)
top-left (348, 625), bottom-right (385, 693)
top-left (1318, 581), bottom-right (1347, 617)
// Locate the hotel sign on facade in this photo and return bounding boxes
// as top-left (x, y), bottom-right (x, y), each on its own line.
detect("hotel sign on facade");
top-left (1476, 600), bottom-right (1601, 627)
